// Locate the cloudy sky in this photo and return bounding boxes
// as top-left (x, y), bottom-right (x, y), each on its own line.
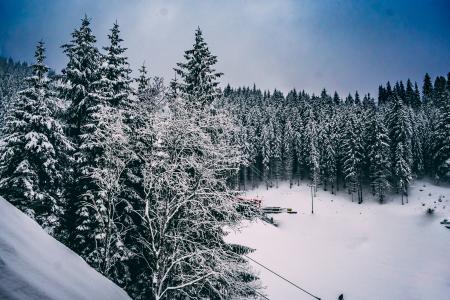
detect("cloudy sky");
top-left (1, 0), bottom-right (449, 96)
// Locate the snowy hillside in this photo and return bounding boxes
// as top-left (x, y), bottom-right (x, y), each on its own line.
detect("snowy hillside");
top-left (228, 180), bottom-right (450, 300)
top-left (0, 197), bottom-right (131, 300)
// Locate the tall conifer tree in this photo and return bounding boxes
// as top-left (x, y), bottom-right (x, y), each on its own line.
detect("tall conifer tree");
top-left (0, 41), bottom-right (72, 235)
top-left (173, 27), bottom-right (223, 107)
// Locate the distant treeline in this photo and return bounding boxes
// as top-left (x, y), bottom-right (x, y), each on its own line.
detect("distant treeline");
top-left (221, 72), bottom-right (450, 204)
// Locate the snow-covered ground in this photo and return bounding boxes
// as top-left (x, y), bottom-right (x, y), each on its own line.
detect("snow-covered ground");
top-left (228, 180), bottom-right (450, 300)
top-left (0, 197), bottom-right (131, 300)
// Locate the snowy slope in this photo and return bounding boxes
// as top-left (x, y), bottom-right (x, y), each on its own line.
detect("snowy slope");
top-left (228, 180), bottom-right (450, 300)
top-left (0, 197), bottom-right (131, 300)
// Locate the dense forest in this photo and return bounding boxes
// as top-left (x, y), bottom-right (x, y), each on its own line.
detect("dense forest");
top-left (220, 72), bottom-right (450, 204)
top-left (0, 57), bottom-right (31, 127)
top-left (0, 15), bottom-right (449, 300)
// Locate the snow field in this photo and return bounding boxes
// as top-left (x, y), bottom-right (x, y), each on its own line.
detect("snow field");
top-left (228, 180), bottom-right (450, 300)
top-left (0, 197), bottom-right (131, 300)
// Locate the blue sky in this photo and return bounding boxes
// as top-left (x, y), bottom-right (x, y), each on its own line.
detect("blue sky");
top-left (1, 0), bottom-right (449, 96)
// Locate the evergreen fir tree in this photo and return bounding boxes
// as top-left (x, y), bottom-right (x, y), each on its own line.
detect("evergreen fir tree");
top-left (386, 95), bottom-right (412, 202)
top-left (319, 122), bottom-right (337, 193)
top-left (61, 17), bottom-right (133, 278)
top-left (307, 112), bottom-right (320, 194)
top-left (294, 112), bottom-right (308, 181)
top-left (368, 115), bottom-right (391, 203)
top-left (0, 41), bottom-right (73, 235)
top-left (412, 82), bottom-right (421, 108)
top-left (361, 104), bottom-right (376, 181)
top-left (261, 122), bottom-right (273, 189)
top-left (385, 81), bottom-right (393, 104)
top-left (283, 119), bottom-right (295, 188)
top-left (433, 76), bottom-right (447, 108)
top-left (271, 115), bottom-right (283, 188)
top-left (61, 15), bottom-right (101, 137)
top-left (173, 27), bottom-right (223, 108)
top-left (342, 112), bottom-right (364, 203)
top-left (99, 22), bottom-right (132, 108)
top-left (405, 79), bottom-right (414, 107)
top-left (393, 142), bottom-right (412, 204)
top-left (333, 91), bottom-right (341, 105)
top-left (432, 91), bottom-right (450, 181)
top-left (136, 63), bottom-right (150, 98)
top-left (95, 22), bottom-right (138, 286)
top-left (362, 93), bottom-right (374, 109)
top-left (378, 85), bottom-right (386, 106)
top-left (354, 91), bottom-right (361, 105)
top-left (61, 15), bottom-right (100, 249)
top-left (345, 94), bottom-right (354, 106)
top-left (0, 57), bottom-right (31, 127)
top-left (409, 108), bottom-right (425, 176)
top-left (399, 81), bottom-right (406, 101)
top-left (422, 73), bottom-right (433, 104)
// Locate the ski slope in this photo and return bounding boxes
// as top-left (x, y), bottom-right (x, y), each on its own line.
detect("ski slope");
top-left (228, 180), bottom-right (450, 300)
top-left (0, 197), bottom-right (131, 300)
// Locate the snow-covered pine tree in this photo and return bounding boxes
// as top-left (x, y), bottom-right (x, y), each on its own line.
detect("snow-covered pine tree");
top-left (0, 58), bottom-right (30, 128)
top-left (333, 91), bottom-right (341, 105)
top-left (354, 91), bottom-right (361, 105)
top-left (342, 111), bottom-right (364, 203)
top-left (173, 27), bottom-right (223, 108)
top-left (433, 76), bottom-right (447, 108)
top-left (432, 90), bottom-right (450, 181)
top-left (413, 82), bottom-right (422, 108)
top-left (98, 21), bottom-right (139, 207)
top-left (393, 142), bottom-right (412, 205)
top-left (386, 81), bottom-right (394, 101)
top-left (61, 15), bottom-right (101, 138)
top-left (307, 110), bottom-right (320, 194)
top-left (0, 41), bottom-right (73, 235)
top-left (361, 103), bottom-right (375, 182)
top-left (249, 105), bottom-right (263, 188)
top-left (333, 107), bottom-right (346, 191)
top-left (378, 85), bottom-right (387, 106)
top-left (99, 22), bottom-right (132, 109)
top-left (60, 16), bottom-right (132, 275)
top-left (236, 119), bottom-right (249, 190)
top-left (319, 121), bottom-right (337, 194)
top-left (283, 119), bottom-right (295, 188)
top-left (420, 104), bottom-right (437, 175)
top-left (398, 81), bottom-right (407, 102)
top-left (136, 63), bottom-right (150, 100)
top-left (271, 114), bottom-right (283, 188)
top-left (386, 94), bottom-right (412, 202)
top-left (368, 115), bottom-right (391, 203)
top-left (294, 105), bottom-right (309, 182)
top-left (345, 93), bottom-right (354, 106)
top-left (405, 79), bottom-right (415, 107)
top-left (85, 22), bottom-right (138, 286)
top-left (409, 108), bottom-right (425, 176)
top-left (422, 73), bottom-right (433, 104)
top-left (61, 14), bottom-right (101, 250)
top-left (261, 122), bottom-right (273, 189)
